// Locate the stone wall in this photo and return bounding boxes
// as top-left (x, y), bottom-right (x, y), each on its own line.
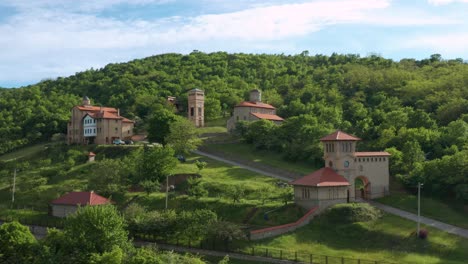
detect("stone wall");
top-left (249, 207), bottom-right (319, 240)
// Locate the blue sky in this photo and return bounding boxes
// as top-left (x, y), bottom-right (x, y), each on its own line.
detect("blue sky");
top-left (0, 0), bottom-right (467, 88)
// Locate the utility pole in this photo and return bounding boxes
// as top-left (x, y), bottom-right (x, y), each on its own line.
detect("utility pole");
top-left (12, 168), bottom-right (16, 203)
top-left (417, 182), bottom-right (423, 237)
top-left (165, 174), bottom-right (169, 210)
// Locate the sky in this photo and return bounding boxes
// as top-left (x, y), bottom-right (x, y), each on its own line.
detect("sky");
top-left (0, 0), bottom-right (467, 88)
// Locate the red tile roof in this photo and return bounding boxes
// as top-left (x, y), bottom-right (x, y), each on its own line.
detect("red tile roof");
top-left (235, 101), bottom-right (276, 110)
top-left (78, 105), bottom-right (133, 122)
top-left (320, 130), bottom-right (361, 141)
top-left (122, 118), bottom-right (135, 123)
top-left (88, 152), bottom-right (96, 157)
top-left (250, 112), bottom-right (284, 121)
top-left (355, 152), bottom-right (391, 157)
top-left (50, 192), bottom-right (110, 206)
top-left (290, 167), bottom-right (350, 187)
top-left (76, 106), bottom-right (118, 113)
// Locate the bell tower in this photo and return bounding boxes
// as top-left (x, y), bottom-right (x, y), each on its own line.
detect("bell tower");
top-left (82, 96), bottom-right (91, 106)
top-left (320, 130), bottom-right (360, 178)
top-left (188, 88), bottom-right (204, 127)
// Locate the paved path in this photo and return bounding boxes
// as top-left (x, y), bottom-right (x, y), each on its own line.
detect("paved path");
top-left (195, 150), bottom-right (468, 239)
top-left (368, 201), bottom-right (468, 239)
top-left (193, 150), bottom-right (293, 181)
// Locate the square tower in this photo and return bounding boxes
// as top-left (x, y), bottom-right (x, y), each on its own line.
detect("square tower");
top-left (188, 88), bottom-right (205, 127)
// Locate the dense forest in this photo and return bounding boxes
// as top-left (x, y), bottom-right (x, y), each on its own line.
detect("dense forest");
top-left (0, 51), bottom-right (466, 201)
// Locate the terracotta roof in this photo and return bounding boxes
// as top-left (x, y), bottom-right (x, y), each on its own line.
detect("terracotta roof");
top-left (235, 101), bottom-right (275, 110)
top-left (122, 118), bottom-right (134, 123)
top-left (76, 105), bottom-right (118, 112)
top-left (131, 134), bottom-right (147, 141)
top-left (355, 152), bottom-right (391, 157)
top-left (320, 130), bottom-right (361, 141)
top-left (290, 167), bottom-right (350, 187)
top-left (88, 152), bottom-right (96, 157)
top-left (250, 112), bottom-right (284, 121)
top-left (50, 192), bottom-right (110, 206)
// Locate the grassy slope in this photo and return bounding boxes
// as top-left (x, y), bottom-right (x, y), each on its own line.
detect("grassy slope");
top-left (376, 193), bottom-right (468, 229)
top-left (203, 142), bottom-right (316, 175)
top-left (0, 143), bottom-right (48, 161)
top-left (237, 213), bottom-right (468, 264)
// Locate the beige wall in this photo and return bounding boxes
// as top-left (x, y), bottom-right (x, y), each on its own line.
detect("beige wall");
top-left (51, 204), bottom-right (78, 218)
top-left (227, 106), bottom-right (277, 131)
top-left (67, 106), bottom-right (134, 145)
top-left (294, 185), bottom-right (348, 211)
top-left (188, 91), bottom-right (204, 127)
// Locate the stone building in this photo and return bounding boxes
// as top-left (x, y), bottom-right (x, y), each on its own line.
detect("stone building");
top-left (227, 89), bottom-right (283, 131)
top-left (291, 130), bottom-right (390, 211)
top-left (187, 88), bottom-right (205, 127)
top-left (49, 191), bottom-right (110, 218)
top-left (67, 96), bottom-right (134, 145)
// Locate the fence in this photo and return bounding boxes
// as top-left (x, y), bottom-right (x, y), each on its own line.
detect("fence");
top-left (133, 233), bottom-right (394, 264)
top-left (0, 216), bottom-right (393, 264)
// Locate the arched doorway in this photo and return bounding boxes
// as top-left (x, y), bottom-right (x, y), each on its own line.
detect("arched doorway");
top-left (355, 176), bottom-right (370, 200)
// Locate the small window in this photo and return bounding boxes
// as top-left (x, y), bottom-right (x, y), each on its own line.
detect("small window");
top-left (243, 116), bottom-right (246, 120)
top-left (236, 116), bottom-right (239, 121)
top-left (190, 107), bottom-right (194, 117)
top-left (359, 165), bottom-right (363, 172)
top-left (198, 107), bottom-right (202, 116)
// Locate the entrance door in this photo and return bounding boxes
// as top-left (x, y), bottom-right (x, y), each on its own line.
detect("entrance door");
top-left (354, 176), bottom-right (370, 200)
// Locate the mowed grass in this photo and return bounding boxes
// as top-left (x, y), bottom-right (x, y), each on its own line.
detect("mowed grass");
top-left (203, 142), bottom-right (316, 175)
top-left (376, 193), bottom-right (468, 229)
top-left (236, 213), bottom-right (468, 264)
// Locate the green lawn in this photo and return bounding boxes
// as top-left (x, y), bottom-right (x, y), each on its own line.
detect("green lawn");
top-left (203, 142), bottom-right (316, 175)
top-left (376, 192), bottom-right (468, 229)
top-left (235, 213), bottom-right (468, 264)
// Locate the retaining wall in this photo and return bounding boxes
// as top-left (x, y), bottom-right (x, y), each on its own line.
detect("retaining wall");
top-left (249, 207), bottom-right (319, 240)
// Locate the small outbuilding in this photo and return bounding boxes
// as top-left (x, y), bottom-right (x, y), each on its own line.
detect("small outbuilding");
top-left (88, 152), bottom-right (96, 162)
top-left (49, 191), bottom-right (110, 218)
top-left (290, 167), bottom-right (350, 211)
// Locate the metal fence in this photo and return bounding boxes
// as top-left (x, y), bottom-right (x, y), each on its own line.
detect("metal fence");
top-left (0, 214), bottom-right (395, 264)
top-left (133, 233), bottom-right (394, 264)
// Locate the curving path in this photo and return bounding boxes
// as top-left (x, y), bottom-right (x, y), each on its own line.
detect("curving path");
top-left (368, 200), bottom-right (468, 239)
top-left (195, 149), bottom-right (468, 239)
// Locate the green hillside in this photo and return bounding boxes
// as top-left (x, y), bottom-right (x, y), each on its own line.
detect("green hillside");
top-left (0, 52), bottom-right (466, 202)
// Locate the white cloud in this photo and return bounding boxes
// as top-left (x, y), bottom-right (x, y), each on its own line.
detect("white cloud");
top-left (0, 0), bottom-right (466, 86)
top-left (403, 33), bottom-right (468, 55)
top-left (428, 0), bottom-right (468, 6)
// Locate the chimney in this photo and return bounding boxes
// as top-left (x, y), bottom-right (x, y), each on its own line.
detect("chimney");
top-left (117, 108), bottom-right (120, 116)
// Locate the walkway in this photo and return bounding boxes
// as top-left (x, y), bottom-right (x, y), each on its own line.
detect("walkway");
top-left (195, 149), bottom-right (468, 240)
top-left (368, 201), bottom-right (468, 239)
top-left (193, 149), bottom-right (293, 181)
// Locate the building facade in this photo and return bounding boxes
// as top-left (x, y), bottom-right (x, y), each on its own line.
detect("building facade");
top-left (291, 131), bottom-right (390, 211)
top-left (67, 96), bottom-right (134, 145)
top-left (187, 89), bottom-right (205, 127)
top-left (227, 89), bottom-right (283, 131)
top-left (49, 191), bottom-right (110, 218)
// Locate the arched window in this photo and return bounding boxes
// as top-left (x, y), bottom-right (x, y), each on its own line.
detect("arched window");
top-left (329, 161), bottom-right (333, 168)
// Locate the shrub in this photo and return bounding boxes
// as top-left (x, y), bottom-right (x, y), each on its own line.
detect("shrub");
top-left (418, 229), bottom-right (429, 239)
top-left (324, 203), bottom-right (382, 224)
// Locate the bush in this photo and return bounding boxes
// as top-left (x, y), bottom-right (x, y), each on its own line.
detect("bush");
top-left (324, 203), bottom-right (382, 224)
top-left (418, 229), bottom-right (429, 239)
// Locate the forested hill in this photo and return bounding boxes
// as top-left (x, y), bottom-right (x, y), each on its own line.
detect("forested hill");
top-left (1, 52), bottom-right (467, 194)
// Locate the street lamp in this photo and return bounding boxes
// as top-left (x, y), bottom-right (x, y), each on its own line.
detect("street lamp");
top-left (417, 182), bottom-right (424, 237)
